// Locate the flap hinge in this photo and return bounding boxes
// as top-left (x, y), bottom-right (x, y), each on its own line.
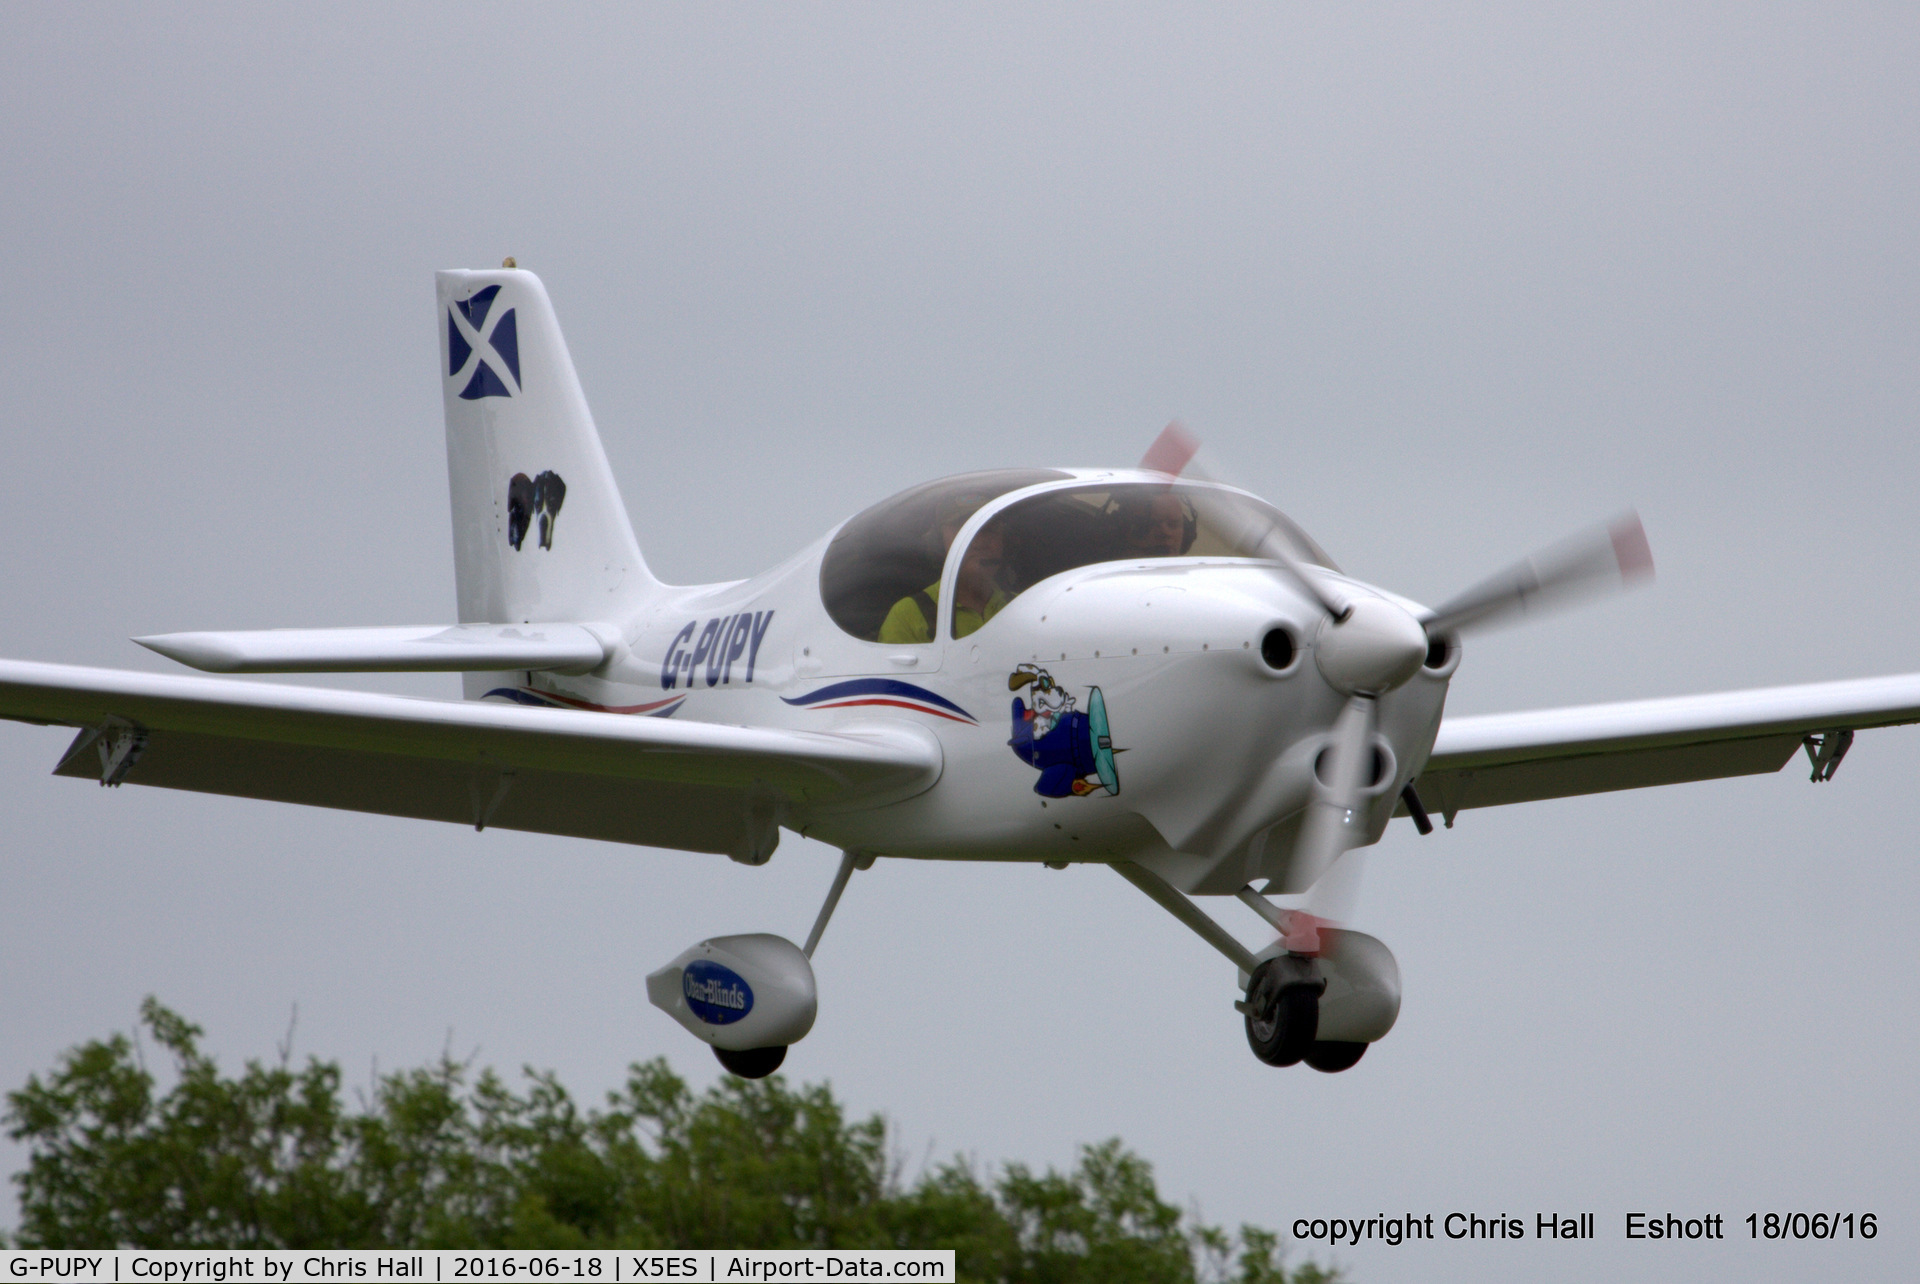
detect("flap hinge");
top-left (1802, 728), bottom-right (1854, 782)
top-left (57, 716), bottom-right (149, 787)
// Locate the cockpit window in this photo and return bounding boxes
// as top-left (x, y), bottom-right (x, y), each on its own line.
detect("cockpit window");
top-left (820, 470), bottom-right (1068, 641)
top-left (953, 483), bottom-right (1337, 636)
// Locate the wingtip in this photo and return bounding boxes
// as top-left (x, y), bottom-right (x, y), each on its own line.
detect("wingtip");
top-left (133, 633), bottom-right (242, 673)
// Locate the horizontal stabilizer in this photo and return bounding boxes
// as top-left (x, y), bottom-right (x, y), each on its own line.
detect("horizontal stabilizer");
top-left (135, 623), bottom-right (618, 674)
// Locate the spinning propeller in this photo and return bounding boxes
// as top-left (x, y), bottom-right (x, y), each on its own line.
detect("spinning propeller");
top-left (1139, 422), bottom-right (1654, 947)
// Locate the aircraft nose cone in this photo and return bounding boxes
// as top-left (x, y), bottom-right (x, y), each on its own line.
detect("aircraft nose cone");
top-left (1313, 596), bottom-right (1429, 694)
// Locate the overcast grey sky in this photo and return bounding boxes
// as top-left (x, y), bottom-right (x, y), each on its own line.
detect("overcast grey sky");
top-left (2, 5), bottom-right (1916, 1278)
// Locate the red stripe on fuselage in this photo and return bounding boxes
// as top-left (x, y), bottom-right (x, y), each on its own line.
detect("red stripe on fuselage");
top-left (526, 689), bottom-right (687, 716)
top-left (806, 697), bottom-right (977, 724)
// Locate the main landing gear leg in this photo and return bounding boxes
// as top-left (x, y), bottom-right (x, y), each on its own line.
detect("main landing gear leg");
top-left (804, 849), bottom-right (870, 958)
top-left (711, 850), bottom-right (870, 1081)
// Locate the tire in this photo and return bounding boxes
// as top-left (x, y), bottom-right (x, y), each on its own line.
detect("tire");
top-left (1244, 959), bottom-right (1319, 1067)
top-left (1303, 1041), bottom-right (1367, 1073)
top-left (714, 1044), bottom-right (787, 1079)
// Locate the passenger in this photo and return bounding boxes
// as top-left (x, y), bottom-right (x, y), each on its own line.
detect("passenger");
top-left (1115, 490), bottom-right (1195, 558)
top-left (878, 523), bottom-right (1010, 643)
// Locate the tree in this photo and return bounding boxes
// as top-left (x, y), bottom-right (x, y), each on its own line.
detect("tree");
top-left (6, 1000), bottom-right (1339, 1282)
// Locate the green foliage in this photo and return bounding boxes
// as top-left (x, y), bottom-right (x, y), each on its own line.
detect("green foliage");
top-left (6, 1001), bottom-right (1339, 1282)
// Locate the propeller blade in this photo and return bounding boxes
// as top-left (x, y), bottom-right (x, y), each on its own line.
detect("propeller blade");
top-left (1290, 693), bottom-right (1376, 896)
top-left (1139, 420), bottom-right (1203, 477)
top-left (1282, 752), bottom-right (1374, 951)
top-left (1420, 512), bottom-right (1653, 638)
top-left (1302, 848), bottom-right (1367, 928)
top-left (1246, 517), bottom-right (1355, 622)
top-left (1137, 421), bottom-right (1354, 619)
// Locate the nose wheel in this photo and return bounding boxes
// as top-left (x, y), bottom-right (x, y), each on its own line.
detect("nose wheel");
top-left (1243, 956), bottom-right (1320, 1066)
top-left (1241, 961), bottom-right (1370, 1073)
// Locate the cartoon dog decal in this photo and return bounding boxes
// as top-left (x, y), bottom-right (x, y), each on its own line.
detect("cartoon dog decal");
top-left (1007, 664), bottom-right (1120, 798)
top-left (507, 470), bottom-right (568, 550)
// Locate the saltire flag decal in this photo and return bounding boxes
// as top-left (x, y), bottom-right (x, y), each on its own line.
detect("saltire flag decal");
top-left (448, 284), bottom-right (521, 400)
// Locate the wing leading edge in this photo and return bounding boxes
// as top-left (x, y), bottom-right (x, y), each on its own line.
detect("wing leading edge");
top-left (0, 659), bottom-right (940, 862)
top-left (1416, 672), bottom-right (1920, 822)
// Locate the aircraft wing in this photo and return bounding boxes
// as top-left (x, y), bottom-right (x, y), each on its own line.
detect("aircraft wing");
top-left (1415, 672), bottom-right (1920, 822)
top-left (0, 659), bottom-right (940, 862)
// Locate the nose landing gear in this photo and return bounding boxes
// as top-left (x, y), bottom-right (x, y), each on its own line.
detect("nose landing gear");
top-left (1112, 862), bottom-right (1398, 1074)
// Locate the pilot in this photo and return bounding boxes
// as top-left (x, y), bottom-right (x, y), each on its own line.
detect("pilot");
top-left (1115, 490), bottom-right (1195, 558)
top-left (878, 521), bottom-right (1009, 643)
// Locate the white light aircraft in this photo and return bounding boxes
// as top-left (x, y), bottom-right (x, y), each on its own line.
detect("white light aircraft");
top-left (6, 266), bottom-right (1918, 1078)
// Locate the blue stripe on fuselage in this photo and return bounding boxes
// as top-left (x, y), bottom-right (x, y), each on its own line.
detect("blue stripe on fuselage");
top-left (782, 678), bottom-right (974, 721)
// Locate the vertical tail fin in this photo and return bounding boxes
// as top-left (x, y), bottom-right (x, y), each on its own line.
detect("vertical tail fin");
top-left (437, 268), bottom-right (658, 636)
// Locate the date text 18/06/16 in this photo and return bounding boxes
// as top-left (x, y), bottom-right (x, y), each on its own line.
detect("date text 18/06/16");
top-left (1625, 1213), bottom-right (1879, 1240)
top-left (1745, 1212), bottom-right (1877, 1241)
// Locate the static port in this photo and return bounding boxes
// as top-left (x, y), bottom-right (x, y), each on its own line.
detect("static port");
top-left (1261, 628), bottom-right (1296, 670)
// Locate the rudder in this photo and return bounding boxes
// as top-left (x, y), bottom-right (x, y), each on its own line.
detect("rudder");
top-left (438, 268), bottom-right (657, 643)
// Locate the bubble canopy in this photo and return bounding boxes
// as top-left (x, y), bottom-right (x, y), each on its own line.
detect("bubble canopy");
top-left (819, 471), bottom-right (1337, 643)
top-left (819, 470), bottom-right (1068, 643)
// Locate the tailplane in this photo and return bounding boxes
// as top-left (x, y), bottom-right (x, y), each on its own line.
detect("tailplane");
top-left (438, 267), bottom-right (658, 636)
